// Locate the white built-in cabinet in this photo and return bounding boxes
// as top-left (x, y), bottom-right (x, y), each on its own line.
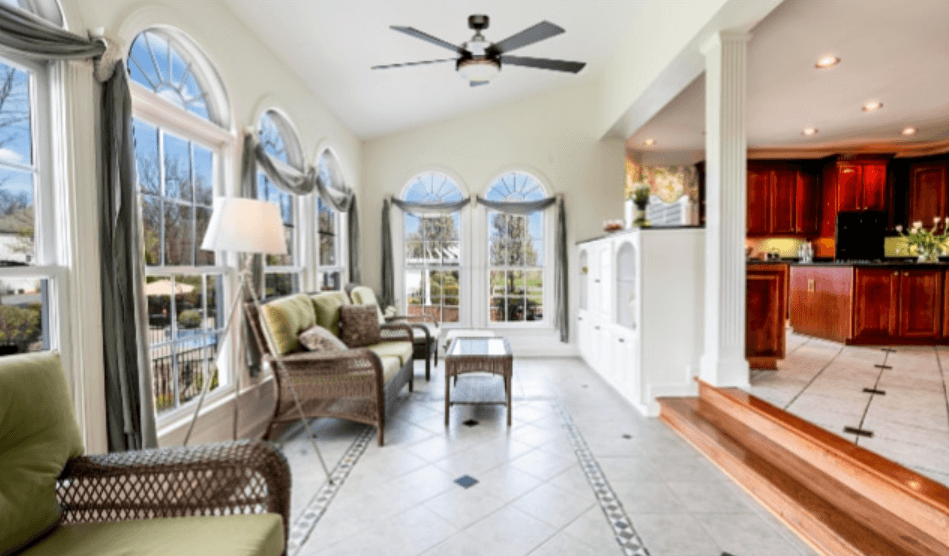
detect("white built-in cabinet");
top-left (577, 228), bottom-right (705, 416)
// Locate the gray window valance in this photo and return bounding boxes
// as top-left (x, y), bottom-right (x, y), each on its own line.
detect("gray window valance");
top-left (391, 196), bottom-right (471, 215)
top-left (475, 195), bottom-right (557, 215)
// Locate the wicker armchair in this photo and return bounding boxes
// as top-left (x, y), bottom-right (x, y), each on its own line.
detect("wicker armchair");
top-left (55, 440), bottom-right (290, 547)
top-left (245, 300), bottom-right (414, 446)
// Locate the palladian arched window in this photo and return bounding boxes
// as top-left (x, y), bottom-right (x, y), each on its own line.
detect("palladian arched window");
top-left (129, 28), bottom-right (231, 415)
top-left (401, 172), bottom-right (463, 323)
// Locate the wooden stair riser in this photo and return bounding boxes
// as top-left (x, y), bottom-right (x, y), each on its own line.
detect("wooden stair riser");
top-left (660, 401), bottom-right (869, 556)
top-left (697, 382), bottom-right (949, 547)
top-left (693, 399), bottom-right (946, 556)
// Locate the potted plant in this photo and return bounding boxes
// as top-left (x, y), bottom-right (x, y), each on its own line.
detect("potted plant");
top-left (632, 184), bottom-right (650, 227)
top-left (895, 218), bottom-right (949, 262)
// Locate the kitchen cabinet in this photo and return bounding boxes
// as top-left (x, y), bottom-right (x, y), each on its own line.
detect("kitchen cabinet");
top-left (898, 269), bottom-right (942, 338)
top-left (852, 268), bottom-right (898, 341)
top-left (820, 159), bottom-right (889, 237)
top-left (747, 162), bottom-right (818, 236)
top-left (747, 264), bottom-right (788, 369)
top-left (908, 161), bottom-right (948, 226)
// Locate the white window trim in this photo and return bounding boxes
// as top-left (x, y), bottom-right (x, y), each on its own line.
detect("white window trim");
top-left (314, 196), bottom-right (345, 290)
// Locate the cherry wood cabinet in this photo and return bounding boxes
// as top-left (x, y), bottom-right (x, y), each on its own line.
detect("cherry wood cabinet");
top-left (747, 264), bottom-right (788, 369)
top-left (898, 269), bottom-right (943, 338)
top-left (820, 158), bottom-right (889, 237)
top-left (852, 268), bottom-right (898, 341)
top-left (747, 163), bottom-right (818, 236)
top-left (908, 161), bottom-right (948, 226)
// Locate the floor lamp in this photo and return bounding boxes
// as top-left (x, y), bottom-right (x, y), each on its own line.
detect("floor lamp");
top-left (182, 197), bottom-right (332, 483)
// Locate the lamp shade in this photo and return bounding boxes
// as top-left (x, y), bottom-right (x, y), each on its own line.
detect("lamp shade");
top-left (200, 197), bottom-right (288, 255)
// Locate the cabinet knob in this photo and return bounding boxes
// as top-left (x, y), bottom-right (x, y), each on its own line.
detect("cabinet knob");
top-left (595, 326), bottom-right (601, 330)
top-left (618, 338), bottom-right (625, 343)
top-left (894, 271), bottom-right (899, 276)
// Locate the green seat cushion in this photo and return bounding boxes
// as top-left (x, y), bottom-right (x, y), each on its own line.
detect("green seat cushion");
top-left (0, 352), bottom-right (84, 555)
top-left (310, 291), bottom-right (351, 337)
top-left (379, 356), bottom-right (402, 385)
top-left (21, 514), bottom-right (284, 556)
top-left (367, 341), bottom-right (413, 367)
top-left (259, 294), bottom-right (317, 355)
top-left (350, 286), bottom-right (385, 324)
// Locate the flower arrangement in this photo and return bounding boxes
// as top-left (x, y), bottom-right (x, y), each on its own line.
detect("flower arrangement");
top-left (631, 184), bottom-right (650, 227)
top-left (895, 217), bottom-right (949, 262)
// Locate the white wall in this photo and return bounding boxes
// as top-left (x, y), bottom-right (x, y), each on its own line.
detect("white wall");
top-left (59, 0), bottom-right (363, 449)
top-left (361, 82), bottom-right (625, 355)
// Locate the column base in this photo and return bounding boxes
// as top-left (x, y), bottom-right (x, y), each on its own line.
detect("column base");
top-left (700, 353), bottom-right (750, 389)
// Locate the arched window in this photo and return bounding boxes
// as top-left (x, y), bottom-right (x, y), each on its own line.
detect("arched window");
top-left (401, 172), bottom-right (463, 323)
top-left (257, 110), bottom-right (303, 297)
top-left (316, 149), bottom-right (344, 291)
top-left (486, 172), bottom-right (547, 323)
top-left (129, 28), bottom-right (231, 415)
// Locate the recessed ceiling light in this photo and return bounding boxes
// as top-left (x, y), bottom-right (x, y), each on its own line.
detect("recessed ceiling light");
top-left (902, 127), bottom-right (917, 136)
top-left (862, 100), bottom-right (883, 112)
top-left (642, 139), bottom-right (655, 146)
top-left (802, 127), bottom-right (819, 136)
top-left (814, 55), bottom-right (840, 69)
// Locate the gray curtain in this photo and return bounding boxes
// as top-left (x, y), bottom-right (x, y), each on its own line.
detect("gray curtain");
top-left (239, 133), bottom-right (264, 377)
top-left (0, 3), bottom-right (158, 449)
top-left (391, 196), bottom-right (470, 215)
top-left (380, 199), bottom-right (395, 308)
top-left (476, 194), bottom-right (569, 343)
top-left (348, 200), bottom-right (361, 283)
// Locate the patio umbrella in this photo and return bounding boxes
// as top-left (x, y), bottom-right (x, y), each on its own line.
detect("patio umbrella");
top-left (144, 279), bottom-right (195, 296)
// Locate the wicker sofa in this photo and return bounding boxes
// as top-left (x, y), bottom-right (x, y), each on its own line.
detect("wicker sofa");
top-left (246, 291), bottom-right (414, 446)
top-left (0, 352), bottom-right (289, 556)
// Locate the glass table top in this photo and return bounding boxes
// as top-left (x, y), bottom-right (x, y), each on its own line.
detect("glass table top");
top-left (447, 337), bottom-right (511, 357)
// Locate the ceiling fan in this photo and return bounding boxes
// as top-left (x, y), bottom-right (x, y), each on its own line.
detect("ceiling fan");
top-left (372, 14), bottom-right (586, 86)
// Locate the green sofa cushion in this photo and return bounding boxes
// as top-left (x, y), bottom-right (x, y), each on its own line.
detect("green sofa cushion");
top-left (350, 286), bottom-right (385, 324)
top-left (310, 291), bottom-right (351, 337)
top-left (379, 356), bottom-right (402, 385)
top-left (368, 341), bottom-right (413, 367)
top-left (20, 513), bottom-right (284, 556)
top-left (0, 352), bottom-right (84, 555)
top-left (260, 294), bottom-right (317, 355)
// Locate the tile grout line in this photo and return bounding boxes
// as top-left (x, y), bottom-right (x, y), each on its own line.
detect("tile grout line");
top-left (934, 347), bottom-right (949, 431)
top-left (286, 425), bottom-right (375, 556)
top-left (853, 349), bottom-right (890, 445)
top-left (551, 402), bottom-right (651, 556)
top-left (782, 342), bottom-right (845, 411)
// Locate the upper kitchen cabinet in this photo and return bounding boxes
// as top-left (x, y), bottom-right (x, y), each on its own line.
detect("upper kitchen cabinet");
top-left (746, 162), bottom-right (819, 236)
top-left (908, 161), bottom-right (948, 226)
top-left (820, 158), bottom-right (889, 236)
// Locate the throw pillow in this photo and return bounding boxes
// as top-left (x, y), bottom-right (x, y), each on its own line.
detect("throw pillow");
top-left (0, 352), bottom-right (85, 555)
top-left (338, 305), bottom-right (381, 348)
top-left (298, 325), bottom-right (347, 353)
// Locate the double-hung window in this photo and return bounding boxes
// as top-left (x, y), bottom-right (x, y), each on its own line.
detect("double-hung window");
top-left (128, 29), bottom-right (232, 415)
top-left (401, 172), bottom-right (463, 323)
top-left (486, 172), bottom-right (547, 324)
top-left (316, 149), bottom-right (345, 291)
top-left (257, 110), bottom-right (303, 298)
top-left (0, 52), bottom-right (56, 359)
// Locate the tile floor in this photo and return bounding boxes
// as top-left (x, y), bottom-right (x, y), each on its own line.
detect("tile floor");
top-left (748, 332), bottom-right (949, 487)
top-left (277, 358), bottom-right (819, 556)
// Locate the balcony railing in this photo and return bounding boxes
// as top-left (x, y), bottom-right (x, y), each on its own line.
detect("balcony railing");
top-left (150, 328), bottom-right (220, 413)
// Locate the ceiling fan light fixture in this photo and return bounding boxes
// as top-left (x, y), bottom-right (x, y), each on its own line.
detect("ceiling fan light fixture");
top-left (457, 57), bottom-right (500, 82)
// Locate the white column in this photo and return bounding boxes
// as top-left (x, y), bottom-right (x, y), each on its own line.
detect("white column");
top-left (700, 31), bottom-right (750, 388)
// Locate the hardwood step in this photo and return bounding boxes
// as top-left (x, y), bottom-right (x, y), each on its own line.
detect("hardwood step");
top-left (696, 380), bottom-right (949, 548)
top-left (659, 396), bottom-right (949, 556)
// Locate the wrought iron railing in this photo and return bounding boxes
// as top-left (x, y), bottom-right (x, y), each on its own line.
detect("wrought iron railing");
top-left (150, 329), bottom-right (220, 413)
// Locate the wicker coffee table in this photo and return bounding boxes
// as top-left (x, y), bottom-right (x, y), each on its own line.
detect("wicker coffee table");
top-left (444, 336), bottom-right (513, 427)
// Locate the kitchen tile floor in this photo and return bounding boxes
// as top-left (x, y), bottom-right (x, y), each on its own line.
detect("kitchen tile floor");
top-left (277, 358), bottom-right (819, 556)
top-left (748, 332), bottom-right (949, 487)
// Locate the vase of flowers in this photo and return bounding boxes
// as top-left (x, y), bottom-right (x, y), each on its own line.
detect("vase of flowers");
top-left (632, 184), bottom-right (650, 227)
top-left (896, 218), bottom-right (949, 263)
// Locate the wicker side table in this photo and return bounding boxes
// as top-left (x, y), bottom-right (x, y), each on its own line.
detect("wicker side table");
top-left (444, 337), bottom-right (513, 427)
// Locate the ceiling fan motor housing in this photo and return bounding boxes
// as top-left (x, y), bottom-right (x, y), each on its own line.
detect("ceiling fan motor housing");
top-left (468, 14), bottom-right (489, 31)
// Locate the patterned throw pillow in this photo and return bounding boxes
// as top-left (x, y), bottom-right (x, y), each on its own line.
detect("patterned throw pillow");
top-left (297, 325), bottom-right (347, 353)
top-left (338, 305), bottom-right (381, 348)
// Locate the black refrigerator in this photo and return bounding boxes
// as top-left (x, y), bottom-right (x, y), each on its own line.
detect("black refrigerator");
top-left (835, 211), bottom-right (886, 261)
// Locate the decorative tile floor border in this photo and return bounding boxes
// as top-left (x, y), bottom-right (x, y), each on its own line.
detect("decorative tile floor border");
top-left (286, 426), bottom-right (374, 555)
top-left (552, 402), bottom-right (651, 556)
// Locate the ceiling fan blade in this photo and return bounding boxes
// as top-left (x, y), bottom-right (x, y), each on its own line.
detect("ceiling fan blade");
top-left (500, 55), bottom-right (586, 73)
top-left (489, 21), bottom-right (564, 55)
top-left (372, 58), bottom-right (457, 70)
top-left (470, 80), bottom-right (490, 87)
top-left (391, 26), bottom-right (469, 55)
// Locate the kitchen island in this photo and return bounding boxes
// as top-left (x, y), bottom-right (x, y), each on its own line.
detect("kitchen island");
top-left (789, 262), bottom-right (948, 344)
